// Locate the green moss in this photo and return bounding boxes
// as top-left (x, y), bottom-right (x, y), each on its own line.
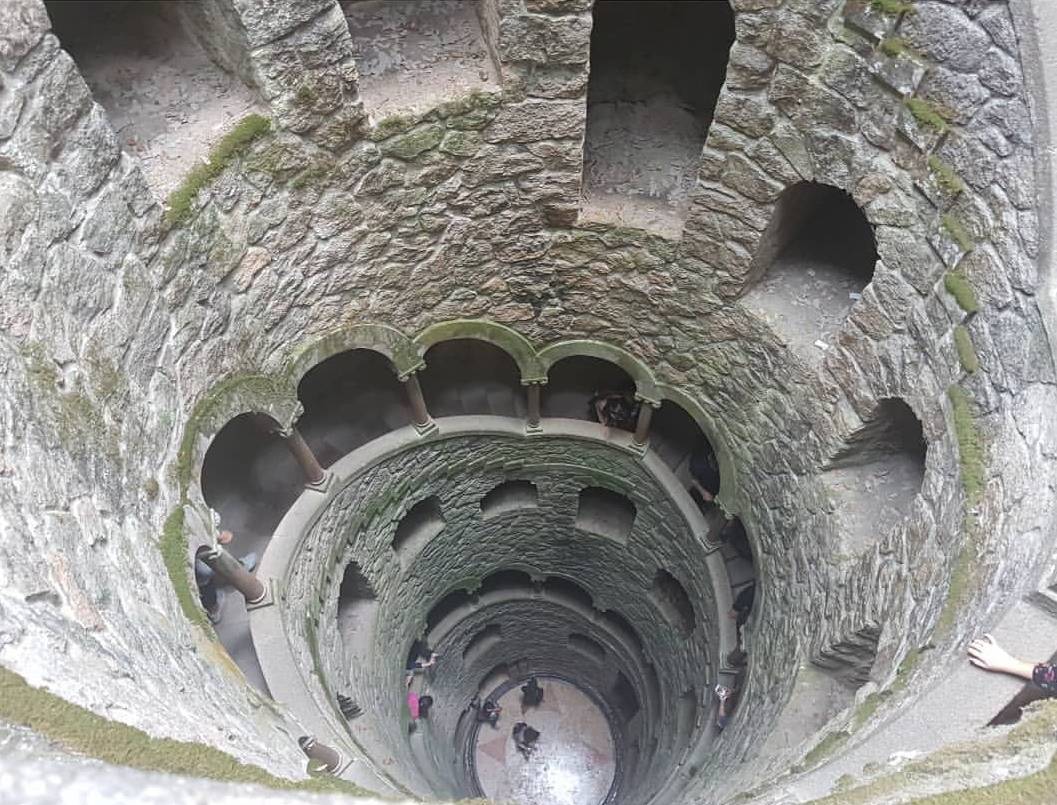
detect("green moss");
top-left (369, 113), bottom-right (417, 141)
top-left (0, 666), bottom-right (368, 796)
top-left (802, 730), bottom-right (851, 769)
top-left (927, 155), bottom-right (965, 196)
top-left (906, 97), bottom-right (949, 132)
top-left (295, 84), bottom-right (318, 106)
top-left (942, 213), bottom-right (975, 252)
top-left (948, 385), bottom-right (984, 504)
top-left (164, 114), bottom-right (271, 229)
top-left (944, 272), bottom-right (979, 314)
top-left (159, 507), bottom-right (213, 634)
top-left (954, 326), bottom-right (979, 373)
top-left (144, 478), bottom-right (160, 500)
top-left (871, 0), bottom-right (914, 13)
top-left (880, 37), bottom-right (910, 57)
top-left (291, 157), bottom-right (338, 190)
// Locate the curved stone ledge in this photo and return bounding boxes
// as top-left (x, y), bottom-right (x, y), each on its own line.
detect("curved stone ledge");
top-left (250, 415), bottom-right (738, 799)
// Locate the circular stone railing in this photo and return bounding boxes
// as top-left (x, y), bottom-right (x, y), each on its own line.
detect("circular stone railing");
top-left (249, 415), bottom-right (739, 799)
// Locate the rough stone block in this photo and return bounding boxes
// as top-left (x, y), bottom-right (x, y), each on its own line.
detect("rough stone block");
top-left (485, 99), bottom-right (584, 143)
top-left (900, 2), bottom-right (992, 72)
top-left (498, 13), bottom-right (591, 65)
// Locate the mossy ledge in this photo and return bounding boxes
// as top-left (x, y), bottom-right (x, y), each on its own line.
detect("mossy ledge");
top-left (947, 385), bottom-right (984, 504)
top-left (164, 114), bottom-right (272, 229)
top-left (941, 213), bottom-right (975, 253)
top-left (954, 326), bottom-right (979, 373)
top-left (927, 155), bottom-right (966, 197)
top-left (159, 506), bottom-right (213, 634)
top-left (906, 97), bottom-right (949, 133)
top-left (943, 271), bottom-right (979, 314)
top-left (0, 666), bottom-right (369, 797)
top-left (871, 0), bottom-right (914, 14)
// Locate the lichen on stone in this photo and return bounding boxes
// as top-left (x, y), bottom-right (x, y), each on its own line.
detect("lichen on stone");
top-left (954, 326), bottom-right (979, 373)
top-left (943, 271), bottom-right (979, 314)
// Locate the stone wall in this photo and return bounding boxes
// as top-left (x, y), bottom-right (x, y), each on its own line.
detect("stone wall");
top-left (0, 0), bottom-right (1055, 800)
top-left (277, 426), bottom-right (717, 798)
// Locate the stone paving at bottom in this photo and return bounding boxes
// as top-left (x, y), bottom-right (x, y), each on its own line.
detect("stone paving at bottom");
top-left (474, 678), bottom-right (616, 805)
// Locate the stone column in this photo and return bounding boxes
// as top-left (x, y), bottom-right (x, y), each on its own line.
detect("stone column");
top-left (201, 547), bottom-right (265, 605)
top-left (401, 372), bottom-right (434, 434)
top-left (298, 736), bottom-right (342, 774)
top-left (277, 426), bottom-right (327, 487)
top-left (526, 382), bottom-right (543, 432)
top-left (633, 401), bottom-right (658, 447)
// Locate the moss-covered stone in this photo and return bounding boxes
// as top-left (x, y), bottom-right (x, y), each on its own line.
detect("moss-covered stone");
top-left (948, 385), bottom-right (984, 504)
top-left (0, 665), bottom-right (369, 797)
top-left (954, 326), bottom-right (979, 373)
top-left (944, 272), bottom-right (979, 314)
top-left (927, 155), bottom-right (965, 197)
top-left (942, 213), bottom-right (974, 252)
top-left (871, 0), bottom-right (914, 14)
top-left (380, 124), bottom-right (445, 160)
top-left (906, 97), bottom-right (949, 132)
top-left (164, 115), bottom-right (271, 229)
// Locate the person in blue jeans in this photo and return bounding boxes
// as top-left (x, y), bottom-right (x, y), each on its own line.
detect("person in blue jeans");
top-left (194, 530), bottom-right (258, 624)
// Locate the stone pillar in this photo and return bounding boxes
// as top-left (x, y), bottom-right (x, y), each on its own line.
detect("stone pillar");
top-left (633, 401), bottom-right (657, 447)
top-left (298, 736), bottom-right (342, 774)
top-left (526, 382), bottom-right (543, 432)
top-left (201, 547), bottom-right (265, 605)
top-left (402, 372), bottom-right (434, 434)
top-left (277, 426), bottom-right (327, 487)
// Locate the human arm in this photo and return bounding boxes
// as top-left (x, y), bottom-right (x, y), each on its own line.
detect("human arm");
top-left (968, 635), bottom-right (1039, 682)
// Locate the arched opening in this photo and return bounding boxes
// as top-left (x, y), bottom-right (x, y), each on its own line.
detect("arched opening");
top-left (576, 487), bottom-right (636, 544)
top-left (44, 0), bottom-right (263, 196)
top-left (297, 349), bottom-right (412, 468)
top-left (393, 496), bottom-right (446, 564)
top-left (743, 182), bottom-right (879, 359)
top-left (480, 480), bottom-right (538, 519)
top-left (649, 400), bottom-right (709, 473)
top-left (543, 576), bottom-right (596, 612)
top-left (601, 609), bottom-right (644, 655)
top-left (822, 398), bottom-right (928, 555)
top-left (477, 569), bottom-right (534, 597)
top-left (582, 0), bottom-right (735, 236)
top-left (541, 355), bottom-right (637, 424)
top-left (418, 339), bottom-right (526, 419)
top-left (612, 670), bottom-right (640, 721)
top-left (426, 587), bottom-right (476, 633)
top-left (340, 0), bottom-right (500, 119)
top-left (200, 413), bottom-right (303, 556)
top-left (569, 632), bottom-right (606, 664)
top-left (337, 561), bottom-right (378, 659)
top-left (463, 623), bottom-right (503, 666)
top-left (650, 570), bottom-right (696, 636)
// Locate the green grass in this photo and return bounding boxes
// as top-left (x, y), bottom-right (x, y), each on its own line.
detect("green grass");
top-left (954, 326), bottom-right (979, 373)
top-left (948, 385), bottom-right (984, 503)
top-left (164, 115), bottom-right (271, 229)
top-left (906, 97), bottom-right (949, 132)
top-left (944, 272), bottom-right (979, 313)
top-left (0, 666), bottom-right (369, 797)
top-left (871, 0), bottom-right (914, 13)
top-left (928, 155), bottom-right (965, 196)
top-left (942, 214), bottom-right (975, 252)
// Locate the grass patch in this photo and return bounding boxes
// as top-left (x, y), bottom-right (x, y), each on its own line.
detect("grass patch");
top-left (906, 97), bottom-right (949, 132)
top-left (942, 213), bottom-right (975, 252)
top-left (927, 155), bottom-right (965, 196)
top-left (954, 326), bottom-right (979, 373)
top-left (948, 385), bottom-right (984, 504)
top-left (871, 0), bottom-right (914, 13)
top-left (944, 271), bottom-right (979, 314)
top-left (802, 730), bottom-right (851, 770)
top-left (0, 666), bottom-right (369, 797)
top-left (164, 115), bottom-right (271, 229)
